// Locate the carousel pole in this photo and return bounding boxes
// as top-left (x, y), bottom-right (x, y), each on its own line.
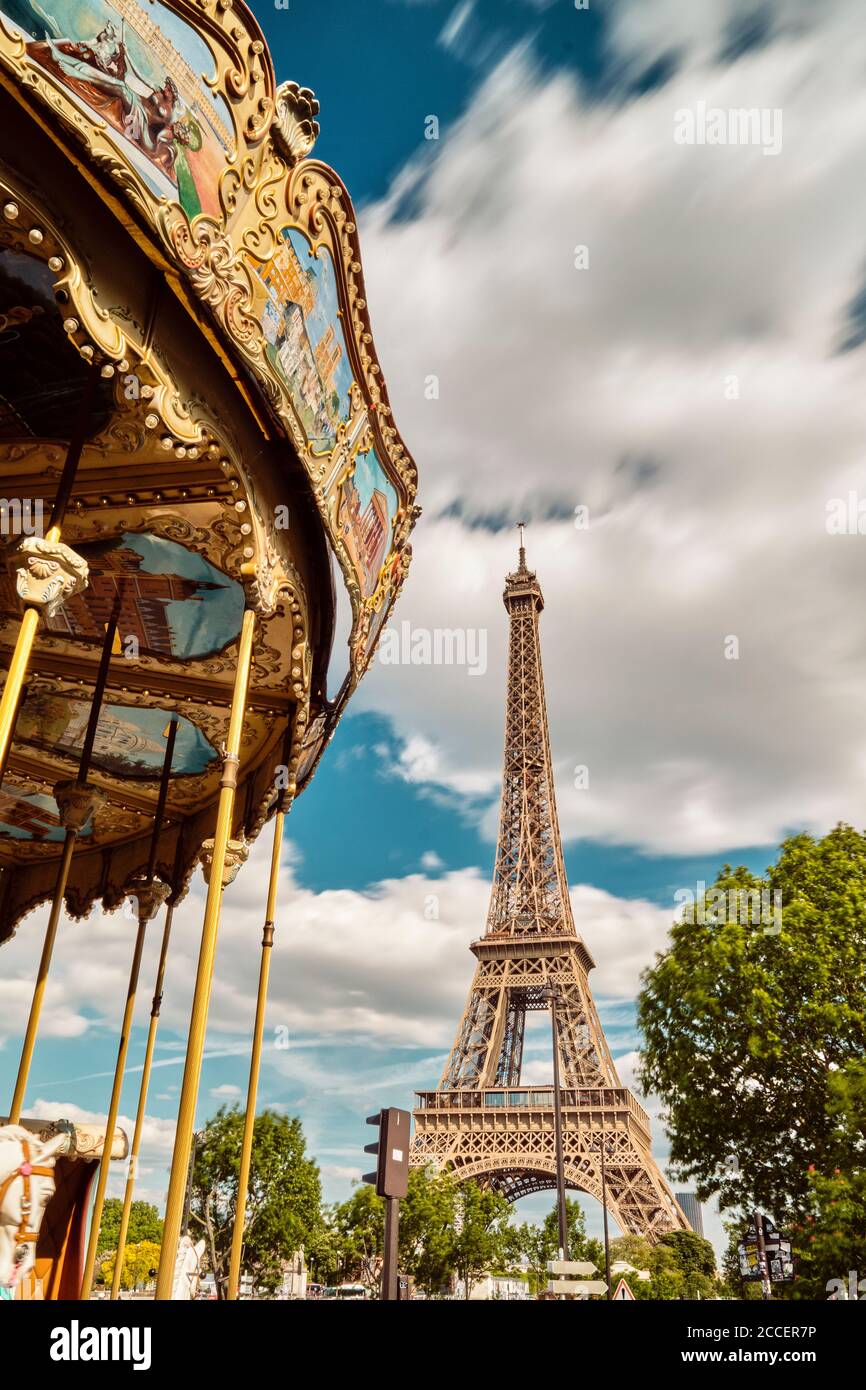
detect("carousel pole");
top-left (8, 594), bottom-right (120, 1124)
top-left (226, 745), bottom-right (294, 1301)
top-left (80, 717), bottom-right (178, 1300)
top-left (156, 608), bottom-right (256, 1300)
top-left (0, 365), bottom-right (97, 786)
top-left (110, 813), bottom-right (184, 1300)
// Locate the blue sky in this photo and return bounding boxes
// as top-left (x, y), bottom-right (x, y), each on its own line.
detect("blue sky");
top-left (5, 0), bottom-right (866, 1266)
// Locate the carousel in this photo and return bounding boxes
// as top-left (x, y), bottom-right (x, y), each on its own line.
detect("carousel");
top-left (0, 0), bottom-right (418, 1299)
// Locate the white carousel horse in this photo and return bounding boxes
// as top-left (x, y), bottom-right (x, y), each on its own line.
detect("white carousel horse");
top-left (171, 1235), bottom-right (206, 1300)
top-left (0, 1124), bottom-right (70, 1297)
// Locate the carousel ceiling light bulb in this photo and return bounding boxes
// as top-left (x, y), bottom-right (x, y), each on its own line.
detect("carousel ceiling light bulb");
top-left (101, 364), bottom-right (115, 378)
top-left (28, 227), bottom-right (43, 243)
top-left (81, 345), bottom-right (93, 359)
top-left (63, 318), bottom-right (79, 333)
top-left (3, 201), bottom-right (19, 219)
top-left (144, 414), bottom-right (159, 429)
top-left (140, 384), bottom-right (153, 399)
top-left (160, 436), bottom-right (173, 451)
top-left (48, 254), bottom-right (63, 272)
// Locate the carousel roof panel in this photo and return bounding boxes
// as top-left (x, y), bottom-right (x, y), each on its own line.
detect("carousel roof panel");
top-left (0, 0), bottom-right (419, 698)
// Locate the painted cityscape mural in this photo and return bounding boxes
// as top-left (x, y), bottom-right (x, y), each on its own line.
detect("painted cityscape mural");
top-left (0, 0), bottom-right (233, 219)
top-left (43, 532), bottom-right (245, 660)
top-left (248, 228), bottom-right (355, 454)
top-left (334, 447), bottom-right (398, 599)
top-left (0, 783), bottom-right (93, 841)
top-left (15, 694), bottom-right (216, 778)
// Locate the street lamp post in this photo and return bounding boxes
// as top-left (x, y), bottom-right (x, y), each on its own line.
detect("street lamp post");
top-left (600, 1127), bottom-right (612, 1300)
top-left (541, 983), bottom-right (569, 1261)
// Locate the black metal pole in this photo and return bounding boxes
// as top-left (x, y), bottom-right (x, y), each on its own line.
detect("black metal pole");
top-left (182, 1134), bottom-right (197, 1238)
top-left (382, 1197), bottom-right (399, 1301)
top-left (548, 989), bottom-right (569, 1261)
top-left (144, 718), bottom-right (178, 884)
top-left (600, 1129), bottom-right (612, 1299)
top-left (76, 589), bottom-right (123, 785)
top-left (754, 1209), bottom-right (772, 1301)
top-left (48, 363), bottom-right (100, 532)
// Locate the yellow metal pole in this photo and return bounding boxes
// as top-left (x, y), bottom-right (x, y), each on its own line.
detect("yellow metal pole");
top-left (81, 717), bottom-right (177, 1299)
top-left (79, 913), bottom-right (148, 1299)
top-left (110, 899), bottom-right (175, 1300)
top-left (155, 608), bottom-right (256, 1299)
top-left (8, 827), bottom-right (76, 1123)
top-left (226, 805), bottom-right (285, 1300)
top-left (0, 603), bottom-right (40, 788)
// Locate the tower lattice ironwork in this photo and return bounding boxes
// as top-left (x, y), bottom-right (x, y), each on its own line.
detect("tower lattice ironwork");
top-left (411, 534), bottom-right (689, 1240)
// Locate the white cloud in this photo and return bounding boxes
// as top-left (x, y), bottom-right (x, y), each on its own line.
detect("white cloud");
top-left (357, 5), bottom-right (866, 853)
top-left (0, 835), bottom-right (675, 1059)
top-left (438, 1), bottom-right (475, 54)
top-left (25, 1098), bottom-right (175, 1207)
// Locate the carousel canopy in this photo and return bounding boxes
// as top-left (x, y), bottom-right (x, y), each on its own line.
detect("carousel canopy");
top-left (0, 0), bottom-right (418, 938)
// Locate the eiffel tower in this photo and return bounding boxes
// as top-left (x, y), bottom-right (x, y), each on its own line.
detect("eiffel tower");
top-left (411, 530), bottom-right (689, 1240)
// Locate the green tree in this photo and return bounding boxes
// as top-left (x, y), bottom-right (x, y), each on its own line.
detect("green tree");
top-left (399, 1165), bottom-right (458, 1296)
top-left (721, 1223), bottom-right (762, 1301)
top-left (97, 1198), bottom-right (162, 1255)
top-left (788, 1061), bottom-right (866, 1298)
top-left (191, 1106), bottom-right (321, 1299)
top-left (609, 1231), bottom-right (717, 1300)
top-left (329, 1184), bottom-right (384, 1293)
top-left (451, 1182), bottom-right (514, 1299)
top-left (657, 1231), bottom-right (717, 1298)
top-left (638, 828), bottom-right (866, 1225)
top-left (515, 1198), bottom-right (604, 1295)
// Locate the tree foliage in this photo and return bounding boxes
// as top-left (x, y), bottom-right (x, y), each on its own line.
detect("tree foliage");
top-left (610, 1231), bottom-right (717, 1300)
top-left (514, 1197), bottom-right (603, 1294)
top-left (99, 1240), bottom-right (161, 1293)
top-left (191, 1106), bottom-right (321, 1299)
top-left (638, 827), bottom-right (866, 1224)
top-left (97, 1199), bottom-right (162, 1255)
top-left (311, 1168), bottom-right (520, 1298)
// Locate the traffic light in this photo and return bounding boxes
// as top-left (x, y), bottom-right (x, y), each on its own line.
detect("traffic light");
top-left (363, 1107), bottom-right (411, 1199)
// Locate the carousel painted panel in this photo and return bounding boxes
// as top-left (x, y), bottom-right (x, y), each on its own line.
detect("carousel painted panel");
top-left (247, 228), bottom-right (355, 457)
top-left (0, 0), bottom-right (274, 233)
top-left (1, 0), bottom-right (233, 219)
top-left (243, 205), bottom-right (414, 690)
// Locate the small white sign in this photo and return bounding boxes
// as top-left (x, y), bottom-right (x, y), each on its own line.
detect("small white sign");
top-left (392, 1149), bottom-right (404, 1162)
